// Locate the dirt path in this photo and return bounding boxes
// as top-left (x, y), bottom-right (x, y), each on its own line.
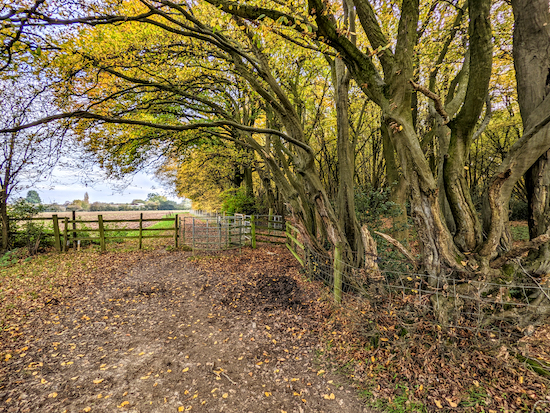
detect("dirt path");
top-left (0, 246), bottom-right (372, 413)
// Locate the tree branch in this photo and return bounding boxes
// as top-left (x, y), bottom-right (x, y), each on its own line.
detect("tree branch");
top-left (0, 111), bottom-right (314, 155)
top-left (410, 80), bottom-right (449, 123)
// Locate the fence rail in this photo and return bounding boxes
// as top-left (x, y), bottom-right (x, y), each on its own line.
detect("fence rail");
top-left (10, 211), bottom-right (179, 252)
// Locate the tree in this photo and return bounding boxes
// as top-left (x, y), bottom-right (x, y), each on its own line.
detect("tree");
top-left (0, 81), bottom-right (67, 250)
top-left (25, 190), bottom-right (41, 204)
top-left (2, 0), bottom-right (550, 293)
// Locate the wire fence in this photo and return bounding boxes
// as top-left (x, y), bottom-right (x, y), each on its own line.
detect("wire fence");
top-left (302, 245), bottom-right (550, 334)
top-left (181, 212), bottom-right (286, 250)
top-left (284, 229), bottom-right (550, 380)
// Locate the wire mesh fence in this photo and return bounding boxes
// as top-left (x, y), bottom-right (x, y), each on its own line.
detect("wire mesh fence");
top-left (284, 231), bottom-right (550, 379)
top-left (302, 245), bottom-right (550, 335)
top-left (181, 215), bottom-right (251, 250)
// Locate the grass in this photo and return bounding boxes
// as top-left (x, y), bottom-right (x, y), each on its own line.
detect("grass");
top-left (510, 224), bottom-right (529, 242)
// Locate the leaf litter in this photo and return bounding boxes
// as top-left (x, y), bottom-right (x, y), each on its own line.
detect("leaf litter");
top-left (0, 245), bottom-right (371, 413)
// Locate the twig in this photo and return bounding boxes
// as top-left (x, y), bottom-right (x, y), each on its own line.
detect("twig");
top-left (222, 371), bottom-right (237, 385)
top-left (515, 259), bottom-right (550, 303)
top-left (531, 400), bottom-right (550, 413)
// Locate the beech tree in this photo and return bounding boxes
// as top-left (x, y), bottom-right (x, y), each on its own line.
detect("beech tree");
top-left (1, 0), bottom-right (550, 310)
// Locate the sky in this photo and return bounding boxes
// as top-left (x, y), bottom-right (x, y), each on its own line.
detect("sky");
top-left (18, 167), bottom-right (185, 205)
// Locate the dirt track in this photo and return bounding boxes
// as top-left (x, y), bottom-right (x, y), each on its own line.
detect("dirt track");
top-left (0, 246), bottom-right (372, 413)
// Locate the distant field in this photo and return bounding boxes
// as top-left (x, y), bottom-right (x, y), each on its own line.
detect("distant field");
top-left (36, 210), bottom-right (189, 230)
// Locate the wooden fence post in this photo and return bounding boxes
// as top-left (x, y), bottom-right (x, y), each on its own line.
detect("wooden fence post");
top-left (192, 217), bottom-right (195, 251)
top-left (98, 215), bottom-right (106, 252)
top-left (227, 217), bottom-right (231, 247)
top-left (333, 242), bottom-right (343, 304)
top-left (138, 213), bottom-right (143, 249)
top-left (72, 210), bottom-right (77, 250)
top-left (268, 208), bottom-right (273, 235)
top-left (182, 216), bottom-right (186, 244)
top-left (63, 217), bottom-right (68, 252)
top-left (52, 215), bottom-right (61, 252)
top-left (251, 215), bottom-right (256, 248)
top-left (174, 214), bottom-right (179, 248)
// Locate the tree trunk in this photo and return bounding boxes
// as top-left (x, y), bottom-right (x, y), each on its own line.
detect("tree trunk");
top-left (443, 0), bottom-right (492, 252)
top-left (382, 122), bottom-right (409, 243)
top-left (333, 57), bottom-right (364, 265)
top-left (512, 0), bottom-right (550, 272)
top-left (0, 194), bottom-right (8, 252)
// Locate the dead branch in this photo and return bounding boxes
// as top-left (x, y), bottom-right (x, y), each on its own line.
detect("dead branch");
top-left (374, 231), bottom-right (418, 270)
top-left (490, 233), bottom-right (550, 269)
top-left (409, 80), bottom-right (449, 124)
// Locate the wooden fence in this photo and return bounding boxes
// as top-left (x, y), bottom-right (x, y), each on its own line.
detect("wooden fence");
top-left (10, 211), bottom-right (179, 252)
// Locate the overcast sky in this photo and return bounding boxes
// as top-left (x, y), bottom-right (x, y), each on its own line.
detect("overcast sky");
top-left (18, 167), bottom-right (184, 204)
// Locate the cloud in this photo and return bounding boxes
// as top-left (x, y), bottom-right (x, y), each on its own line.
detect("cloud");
top-left (18, 170), bottom-right (184, 204)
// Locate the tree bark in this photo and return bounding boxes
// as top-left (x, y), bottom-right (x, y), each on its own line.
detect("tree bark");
top-left (511, 0), bottom-right (550, 272)
top-left (443, 0), bottom-right (492, 252)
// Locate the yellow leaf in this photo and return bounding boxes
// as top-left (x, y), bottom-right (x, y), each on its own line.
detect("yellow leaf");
top-left (182, 367), bottom-right (189, 372)
top-left (178, 407), bottom-right (184, 412)
top-left (93, 379), bottom-right (104, 384)
top-left (323, 393), bottom-right (335, 400)
top-left (138, 352), bottom-right (145, 356)
top-left (317, 370), bottom-right (325, 376)
top-left (265, 392), bottom-right (271, 397)
top-left (41, 378), bottom-right (48, 384)
top-left (48, 392), bottom-right (58, 398)
top-left (434, 399), bottom-right (443, 409)
top-left (83, 408), bottom-right (91, 412)
top-left (371, 356), bottom-right (375, 362)
top-left (519, 376), bottom-right (524, 384)
top-left (118, 401), bottom-right (129, 407)
top-left (445, 398), bottom-right (458, 408)
top-left (140, 376), bottom-right (149, 380)
top-left (222, 393), bottom-right (228, 398)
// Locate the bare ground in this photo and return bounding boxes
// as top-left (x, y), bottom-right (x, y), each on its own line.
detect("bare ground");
top-left (0, 246), bottom-right (372, 413)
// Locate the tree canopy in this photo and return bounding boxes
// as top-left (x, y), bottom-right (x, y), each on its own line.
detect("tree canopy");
top-left (1, 0), bottom-right (550, 317)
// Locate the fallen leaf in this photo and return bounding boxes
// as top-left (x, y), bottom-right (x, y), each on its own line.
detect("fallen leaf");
top-left (182, 367), bottom-right (189, 373)
top-left (445, 398), bottom-right (458, 408)
top-left (222, 393), bottom-right (228, 398)
top-left (323, 393), bottom-right (335, 400)
top-left (93, 379), bottom-right (104, 384)
top-left (178, 407), bottom-right (184, 412)
top-left (83, 408), bottom-right (91, 412)
top-left (434, 399), bottom-right (443, 409)
top-left (317, 370), bottom-right (325, 376)
top-left (48, 392), bottom-right (58, 398)
top-left (118, 401), bottom-right (129, 408)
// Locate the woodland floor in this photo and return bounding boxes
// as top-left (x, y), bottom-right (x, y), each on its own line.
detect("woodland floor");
top-left (0, 245), bottom-right (373, 413)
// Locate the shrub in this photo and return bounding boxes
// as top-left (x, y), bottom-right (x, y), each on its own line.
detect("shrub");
top-left (221, 187), bottom-right (256, 215)
top-left (8, 198), bottom-right (51, 254)
top-left (509, 199), bottom-right (528, 221)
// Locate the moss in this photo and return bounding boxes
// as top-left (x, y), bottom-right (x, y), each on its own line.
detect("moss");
top-left (500, 263), bottom-right (516, 281)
